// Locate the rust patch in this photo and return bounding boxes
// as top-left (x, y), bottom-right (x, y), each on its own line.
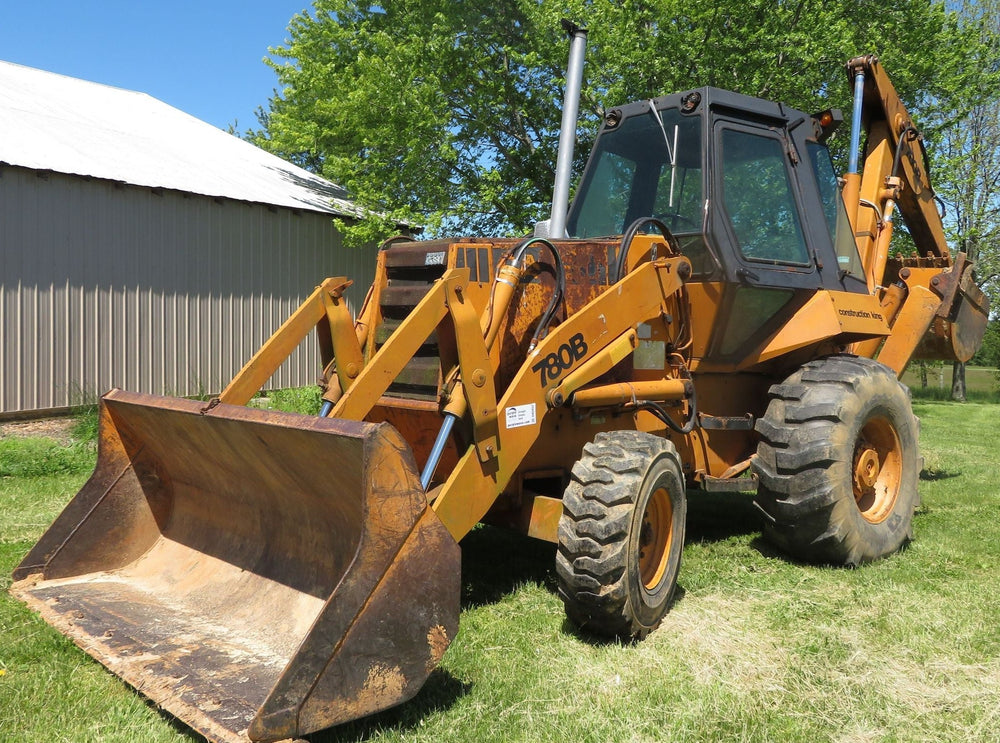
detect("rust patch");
top-left (426, 624), bottom-right (450, 669)
top-left (362, 663), bottom-right (406, 700)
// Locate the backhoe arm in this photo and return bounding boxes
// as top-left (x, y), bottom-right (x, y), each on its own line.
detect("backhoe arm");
top-left (846, 55), bottom-right (949, 266)
top-left (843, 55), bottom-right (949, 297)
top-left (843, 55), bottom-right (988, 371)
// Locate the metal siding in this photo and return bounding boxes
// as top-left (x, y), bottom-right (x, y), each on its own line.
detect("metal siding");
top-left (0, 166), bottom-right (377, 415)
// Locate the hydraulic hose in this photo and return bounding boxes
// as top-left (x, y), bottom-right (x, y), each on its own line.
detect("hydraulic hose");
top-left (630, 394), bottom-right (698, 435)
top-left (505, 237), bottom-right (566, 352)
top-left (614, 217), bottom-right (676, 282)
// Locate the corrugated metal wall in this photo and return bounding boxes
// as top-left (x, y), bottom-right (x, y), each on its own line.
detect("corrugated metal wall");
top-left (0, 165), bottom-right (377, 415)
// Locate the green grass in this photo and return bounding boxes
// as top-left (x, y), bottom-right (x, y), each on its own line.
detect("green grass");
top-left (3, 402), bottom-right (1000, 742)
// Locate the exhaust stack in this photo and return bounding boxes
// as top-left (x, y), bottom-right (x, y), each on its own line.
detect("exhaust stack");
top-left (547, 19), bottom-right (588, 239)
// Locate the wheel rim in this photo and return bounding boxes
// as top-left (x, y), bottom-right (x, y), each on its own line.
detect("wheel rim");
top-left (852, 415), bottom-right (902, 524)
top-left (639, 486), bottom-right (673, 590)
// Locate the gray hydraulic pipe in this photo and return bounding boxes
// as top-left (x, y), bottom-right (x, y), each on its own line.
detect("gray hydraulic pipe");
top-left (548, 20), bottom-right (588, 240)
top-left (847, 69), bottom-right (866, 175)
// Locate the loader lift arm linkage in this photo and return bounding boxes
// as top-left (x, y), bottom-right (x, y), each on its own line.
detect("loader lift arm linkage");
top-left (220, 249), bottom-right (693, 544)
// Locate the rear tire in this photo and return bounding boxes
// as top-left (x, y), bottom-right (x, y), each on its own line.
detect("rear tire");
top-left (556, 431), bottom-right (686, 639)
top-left (753, 355), bottom-right (919, 566)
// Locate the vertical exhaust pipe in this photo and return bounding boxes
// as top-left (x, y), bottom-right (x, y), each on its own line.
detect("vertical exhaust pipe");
top-left (547, 20), bottom-right (588, 239)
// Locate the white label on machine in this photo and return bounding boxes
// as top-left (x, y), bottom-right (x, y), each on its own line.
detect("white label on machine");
top-left (425, 251), bottom-right (446, 265)
top-left (505, 403), bottom-right (537, 429)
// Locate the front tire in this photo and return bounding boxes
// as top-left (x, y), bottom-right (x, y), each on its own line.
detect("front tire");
top-left (753, 355), bottom-right (919, 566)
top-left (556, 431), bottom-right (687, 639)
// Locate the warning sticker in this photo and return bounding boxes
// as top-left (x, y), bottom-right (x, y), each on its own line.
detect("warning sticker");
top-left (505, 403), bottom-right (537, 429)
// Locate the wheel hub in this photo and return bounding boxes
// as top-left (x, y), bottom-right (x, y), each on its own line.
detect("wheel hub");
top-left (853, 446), bottom-right (881, 490)
top-left (852, 416), bottom-right (902, 524)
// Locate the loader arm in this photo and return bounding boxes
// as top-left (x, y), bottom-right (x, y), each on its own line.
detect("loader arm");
top-left (218, 276), bottom-right (365, 406)
top-left (431, 255), bottom-right (690, 542)
top-left (260, 252), bottom-right (691, 543)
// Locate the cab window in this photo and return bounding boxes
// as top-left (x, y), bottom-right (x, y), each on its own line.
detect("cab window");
top-left (720, 128), bottom-right (809, 265)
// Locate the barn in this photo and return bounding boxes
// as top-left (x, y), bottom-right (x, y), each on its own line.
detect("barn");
top-left (0, 60), bottom-right (379, 416)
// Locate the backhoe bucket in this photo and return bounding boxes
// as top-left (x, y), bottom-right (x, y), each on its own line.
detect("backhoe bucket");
top-left (11, 390), bottom-right (461, 743)
top-left (914, 259), bottom-right (990, 363)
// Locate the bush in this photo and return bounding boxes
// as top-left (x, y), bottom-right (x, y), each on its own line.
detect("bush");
top-left (268, 386), bottom-right (323, 415)
top-left (70, 405), bottom-right (100, 443)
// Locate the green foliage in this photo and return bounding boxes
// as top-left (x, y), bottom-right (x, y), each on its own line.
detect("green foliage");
top-left (928, 0), bottom-right (1000, 306)
top-left (70, 405), bottom-right (100, 444)
top-left (970, 318), bottom-right (1000, 368)
top-left (267, 385), bottom-right (323, 415)
top-left (254, 0), bottom-right (977, 243)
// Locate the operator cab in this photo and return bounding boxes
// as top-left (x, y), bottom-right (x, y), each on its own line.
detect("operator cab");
top-left (566, 87), bottom-right (866, 294)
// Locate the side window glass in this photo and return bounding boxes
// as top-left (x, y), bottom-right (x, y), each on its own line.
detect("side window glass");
top-left (807, 142), bottom-right (865, 277)
top-left (720, 129), bottom-right (809, 265)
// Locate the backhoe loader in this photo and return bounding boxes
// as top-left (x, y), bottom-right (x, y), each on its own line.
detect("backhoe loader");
top-left (12, 33), bottom-right (988, 743)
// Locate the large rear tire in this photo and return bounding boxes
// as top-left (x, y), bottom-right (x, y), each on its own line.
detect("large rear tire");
top-left (556, 431), bottom-right (686, 639)
top-left (753, 355), bottom-right (919, 566)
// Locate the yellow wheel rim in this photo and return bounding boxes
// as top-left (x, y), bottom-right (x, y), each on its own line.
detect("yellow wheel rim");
top-left (852, 415), bottom-right (902, 524)
top-left (639, 486), bottom-right (673, 590)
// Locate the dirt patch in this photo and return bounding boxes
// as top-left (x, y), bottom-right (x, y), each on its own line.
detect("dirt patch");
top-left (0, 418), bottom-right (76, 445)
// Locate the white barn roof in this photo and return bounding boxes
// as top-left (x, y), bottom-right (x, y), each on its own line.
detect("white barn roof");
top-left (0, 60), bottom-right (359, 217)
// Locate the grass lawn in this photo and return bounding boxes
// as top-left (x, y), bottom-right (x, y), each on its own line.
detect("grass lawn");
top-left (902, 364), bottom-right (998, 401)
top-left (2, 401), bottom-right (999, 742)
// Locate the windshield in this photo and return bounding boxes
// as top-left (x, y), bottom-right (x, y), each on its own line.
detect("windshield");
top-left (567, 108), bottom-right (703, 239)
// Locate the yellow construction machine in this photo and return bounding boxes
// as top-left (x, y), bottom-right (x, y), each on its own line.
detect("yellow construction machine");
top-left (12, 37), bottom-right (988, 743)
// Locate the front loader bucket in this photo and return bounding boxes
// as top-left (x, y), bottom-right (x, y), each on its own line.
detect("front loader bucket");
top-left (10, 390), bottom-right (461, 743)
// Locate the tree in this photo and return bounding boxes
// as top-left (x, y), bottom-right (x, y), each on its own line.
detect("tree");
top-left (928, 0), bottom-right (1000, 400)
top-left (970, 318), bottom-right (1000, 368)
top-left (253, 0), bottom-right (976, 244)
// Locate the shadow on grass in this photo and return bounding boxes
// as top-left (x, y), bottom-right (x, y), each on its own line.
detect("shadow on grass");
top-left (459, 525), bottom-right (558, 609)
top-left (685, 488), bottom-right (763, 543)
top-left (748, 534), bottom-right (793, 561)
top-left (153, 671), bottom-right (471, 743)
top-left (920, 467), bottom-right (962, 481)
top-left (687, 490), bottom-right (795, 563)
top-left (299, 527), bottom-right (556, 741)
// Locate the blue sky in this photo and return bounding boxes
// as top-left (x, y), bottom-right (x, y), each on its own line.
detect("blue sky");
top-left (0, 1), bottom-right (311, 132)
